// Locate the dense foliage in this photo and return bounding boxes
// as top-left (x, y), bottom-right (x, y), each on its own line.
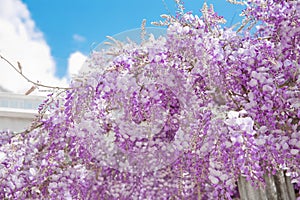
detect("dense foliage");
top-left (0, 0), bottom-right (299, 199)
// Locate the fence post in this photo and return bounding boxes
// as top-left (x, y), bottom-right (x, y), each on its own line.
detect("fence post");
top-left (237, 171), bottom-right (296, 200)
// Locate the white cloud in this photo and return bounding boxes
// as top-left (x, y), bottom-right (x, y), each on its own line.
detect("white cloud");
top-left (0, 0), bottom-right (69, 94)
top-left (0, 0), bottom-right (89, 95)
top-left (73, 34), bottom-right (86, 42)
top-left (67, 51), bottom-right (87, 77)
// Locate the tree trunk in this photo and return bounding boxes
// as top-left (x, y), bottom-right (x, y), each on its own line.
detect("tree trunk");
top-left (238, 171), bottom-right (296, 200)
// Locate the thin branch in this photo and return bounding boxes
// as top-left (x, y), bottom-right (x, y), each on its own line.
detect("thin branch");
top-left (0, 54), bottom-right (71, 90)
top-left (141, 19), bottom-right (147, 44)
top-left (236, 18), bottom-right (251, 33)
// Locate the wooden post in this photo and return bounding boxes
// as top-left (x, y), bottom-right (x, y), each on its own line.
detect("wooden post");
top-left (238, 171), bottom-right (296, 200)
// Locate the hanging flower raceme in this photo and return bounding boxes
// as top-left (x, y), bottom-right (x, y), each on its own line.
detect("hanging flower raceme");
top-left (0, 1), bottom-right (300, 199)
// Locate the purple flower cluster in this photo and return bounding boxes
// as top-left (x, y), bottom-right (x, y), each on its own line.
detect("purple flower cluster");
top-left (0, 1), bottom-right (299, 199)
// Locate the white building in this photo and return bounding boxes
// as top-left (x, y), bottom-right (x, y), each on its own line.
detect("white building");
top-left (0, 90), bottom-right (45, 132)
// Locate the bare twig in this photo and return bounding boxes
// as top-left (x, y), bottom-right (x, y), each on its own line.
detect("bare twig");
top-left (236, 18), bottom-right (251, 33)
top-left (141, 19), bottom-right (147, 44)
top-left (25, 85), bottom-right (36, 95)
top-left (0, 54), bottom-right (71, 90)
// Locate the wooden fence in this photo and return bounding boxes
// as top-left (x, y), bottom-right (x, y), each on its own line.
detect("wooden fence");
top-left (238, 171), bottom-right (297, 200)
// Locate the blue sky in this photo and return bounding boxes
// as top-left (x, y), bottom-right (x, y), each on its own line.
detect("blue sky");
top-left (22, 0), bottom-right (244, 77)
top-left (0, 0), bottom-right (244, 93)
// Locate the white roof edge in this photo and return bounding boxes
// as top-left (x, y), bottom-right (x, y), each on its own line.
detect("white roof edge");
top-left (0, 92), bottom-right (46, 100)
top-left (0, 107), bottom-right (38, 118)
